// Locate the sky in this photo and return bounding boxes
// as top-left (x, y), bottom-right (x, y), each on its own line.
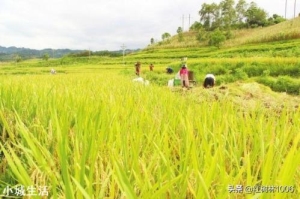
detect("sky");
top-left (0, 0), bottom-right (299, 51)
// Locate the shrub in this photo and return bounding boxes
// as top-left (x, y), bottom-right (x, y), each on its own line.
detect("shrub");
top-left (225, 30), bottom-right (234, 39)
top-left (209, 29), bottom-right (226, 48)
top-left (14, 55), bottom-right (22, 63)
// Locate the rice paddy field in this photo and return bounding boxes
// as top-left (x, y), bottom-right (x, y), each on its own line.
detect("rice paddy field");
top-left (1, 18), bottom-right (300, 199)
top-left (0, 63), bottom-right (299, 198)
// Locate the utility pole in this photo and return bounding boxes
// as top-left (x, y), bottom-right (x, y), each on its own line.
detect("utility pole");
top-left (294, 0), bottom-right (297, 18)
top-left (285, 0), bottom-right (287, 19)
top-left (182, 14), bottom-right (191, 32)
top-left (182, 15), bottom-right (184, 31)
top-left (121, 44), bottom-right (126, 65)
top-left (189, 14), bottom-right (191, 31)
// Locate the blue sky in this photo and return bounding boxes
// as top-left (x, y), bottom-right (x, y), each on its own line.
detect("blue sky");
top-left (0, 0), bottom-right (298, 51)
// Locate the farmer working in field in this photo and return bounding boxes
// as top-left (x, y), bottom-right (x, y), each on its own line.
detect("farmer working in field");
top-left (149, 63), bottom-right (154, 71)
top-left (135, 61), bottom-right (141, 76)
top-left (50, 68), bottom-right (56, 74)
top-left (166, 67), bottom-right (173, 74)
top-left (180, 65), bottom-right (189, 88)
top-left (203, 74), bottom-right (215, 88)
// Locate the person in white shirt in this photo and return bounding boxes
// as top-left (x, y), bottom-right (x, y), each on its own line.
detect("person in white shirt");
top-left (50, 68), bottom-right (56, 74)
top-left (203, 74), bottom-right (215, 88)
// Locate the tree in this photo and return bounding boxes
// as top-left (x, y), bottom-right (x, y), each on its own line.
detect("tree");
top-left (177, 27), bottom-right (183, 34)
top-left (42, 53), bottom-right (49, 61)
top-left (161, 32), bottom-right (171, 41)
top-left (235, 0), bottom-right (248, 28)
top-left (150, 38), bottom-right (155, 45)
top-left (190, 21), bottom-right (203, 31)
top-left (14, 54), bottom-right (22, 63)
top-left (199, 3), bottom-right (211, 29)
top-left (245, 2), bottom-right (267, 28)
top-left (274, 14), bottom-right (285, 24)
top-left (177, 27), bottom-right (184, 42)
top-left (209, 28), bottom-right (226, 48)
top-left (211, 4), bottom-right (222, 30)
top-left (199, 3), bottom-right (219, 30)
top-left (220, 0), bottom-right (236, 30)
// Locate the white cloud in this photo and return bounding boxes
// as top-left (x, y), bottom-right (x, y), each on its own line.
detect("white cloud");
top-left (0, 0), bottom-right (299, 51)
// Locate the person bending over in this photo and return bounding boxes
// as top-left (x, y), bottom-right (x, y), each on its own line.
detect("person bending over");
top-left (166, 67), bottom-right (173, 74)
top-left (203, 74), bottom-right (215, 88)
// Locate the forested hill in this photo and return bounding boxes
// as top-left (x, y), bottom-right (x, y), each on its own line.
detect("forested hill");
top-left (0, 46), bottom-right (140, 62)
top-left (0, 46), bottom-right (82, 61)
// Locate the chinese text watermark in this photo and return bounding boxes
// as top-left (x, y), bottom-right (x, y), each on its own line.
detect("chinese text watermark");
top-left (1, 185), bottom-right (48, 197)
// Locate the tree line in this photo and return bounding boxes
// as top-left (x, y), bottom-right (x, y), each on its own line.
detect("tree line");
top-left (192, 0), bottom-right (285, 31)
top-left (150, 0), bottom-right (288, 47)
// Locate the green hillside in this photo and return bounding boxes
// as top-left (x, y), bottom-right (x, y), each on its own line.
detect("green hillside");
top-left (146, 16), bottom-right (300, 49)
top-left (124, 17), bottom-right (300, 95)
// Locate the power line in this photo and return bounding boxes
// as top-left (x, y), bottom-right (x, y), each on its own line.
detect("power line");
top-left (182, 14), bottom-right (192, 31)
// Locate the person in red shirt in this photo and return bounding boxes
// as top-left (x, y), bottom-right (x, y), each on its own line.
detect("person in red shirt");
top-left (179, 65), bottom-right (189, 88)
